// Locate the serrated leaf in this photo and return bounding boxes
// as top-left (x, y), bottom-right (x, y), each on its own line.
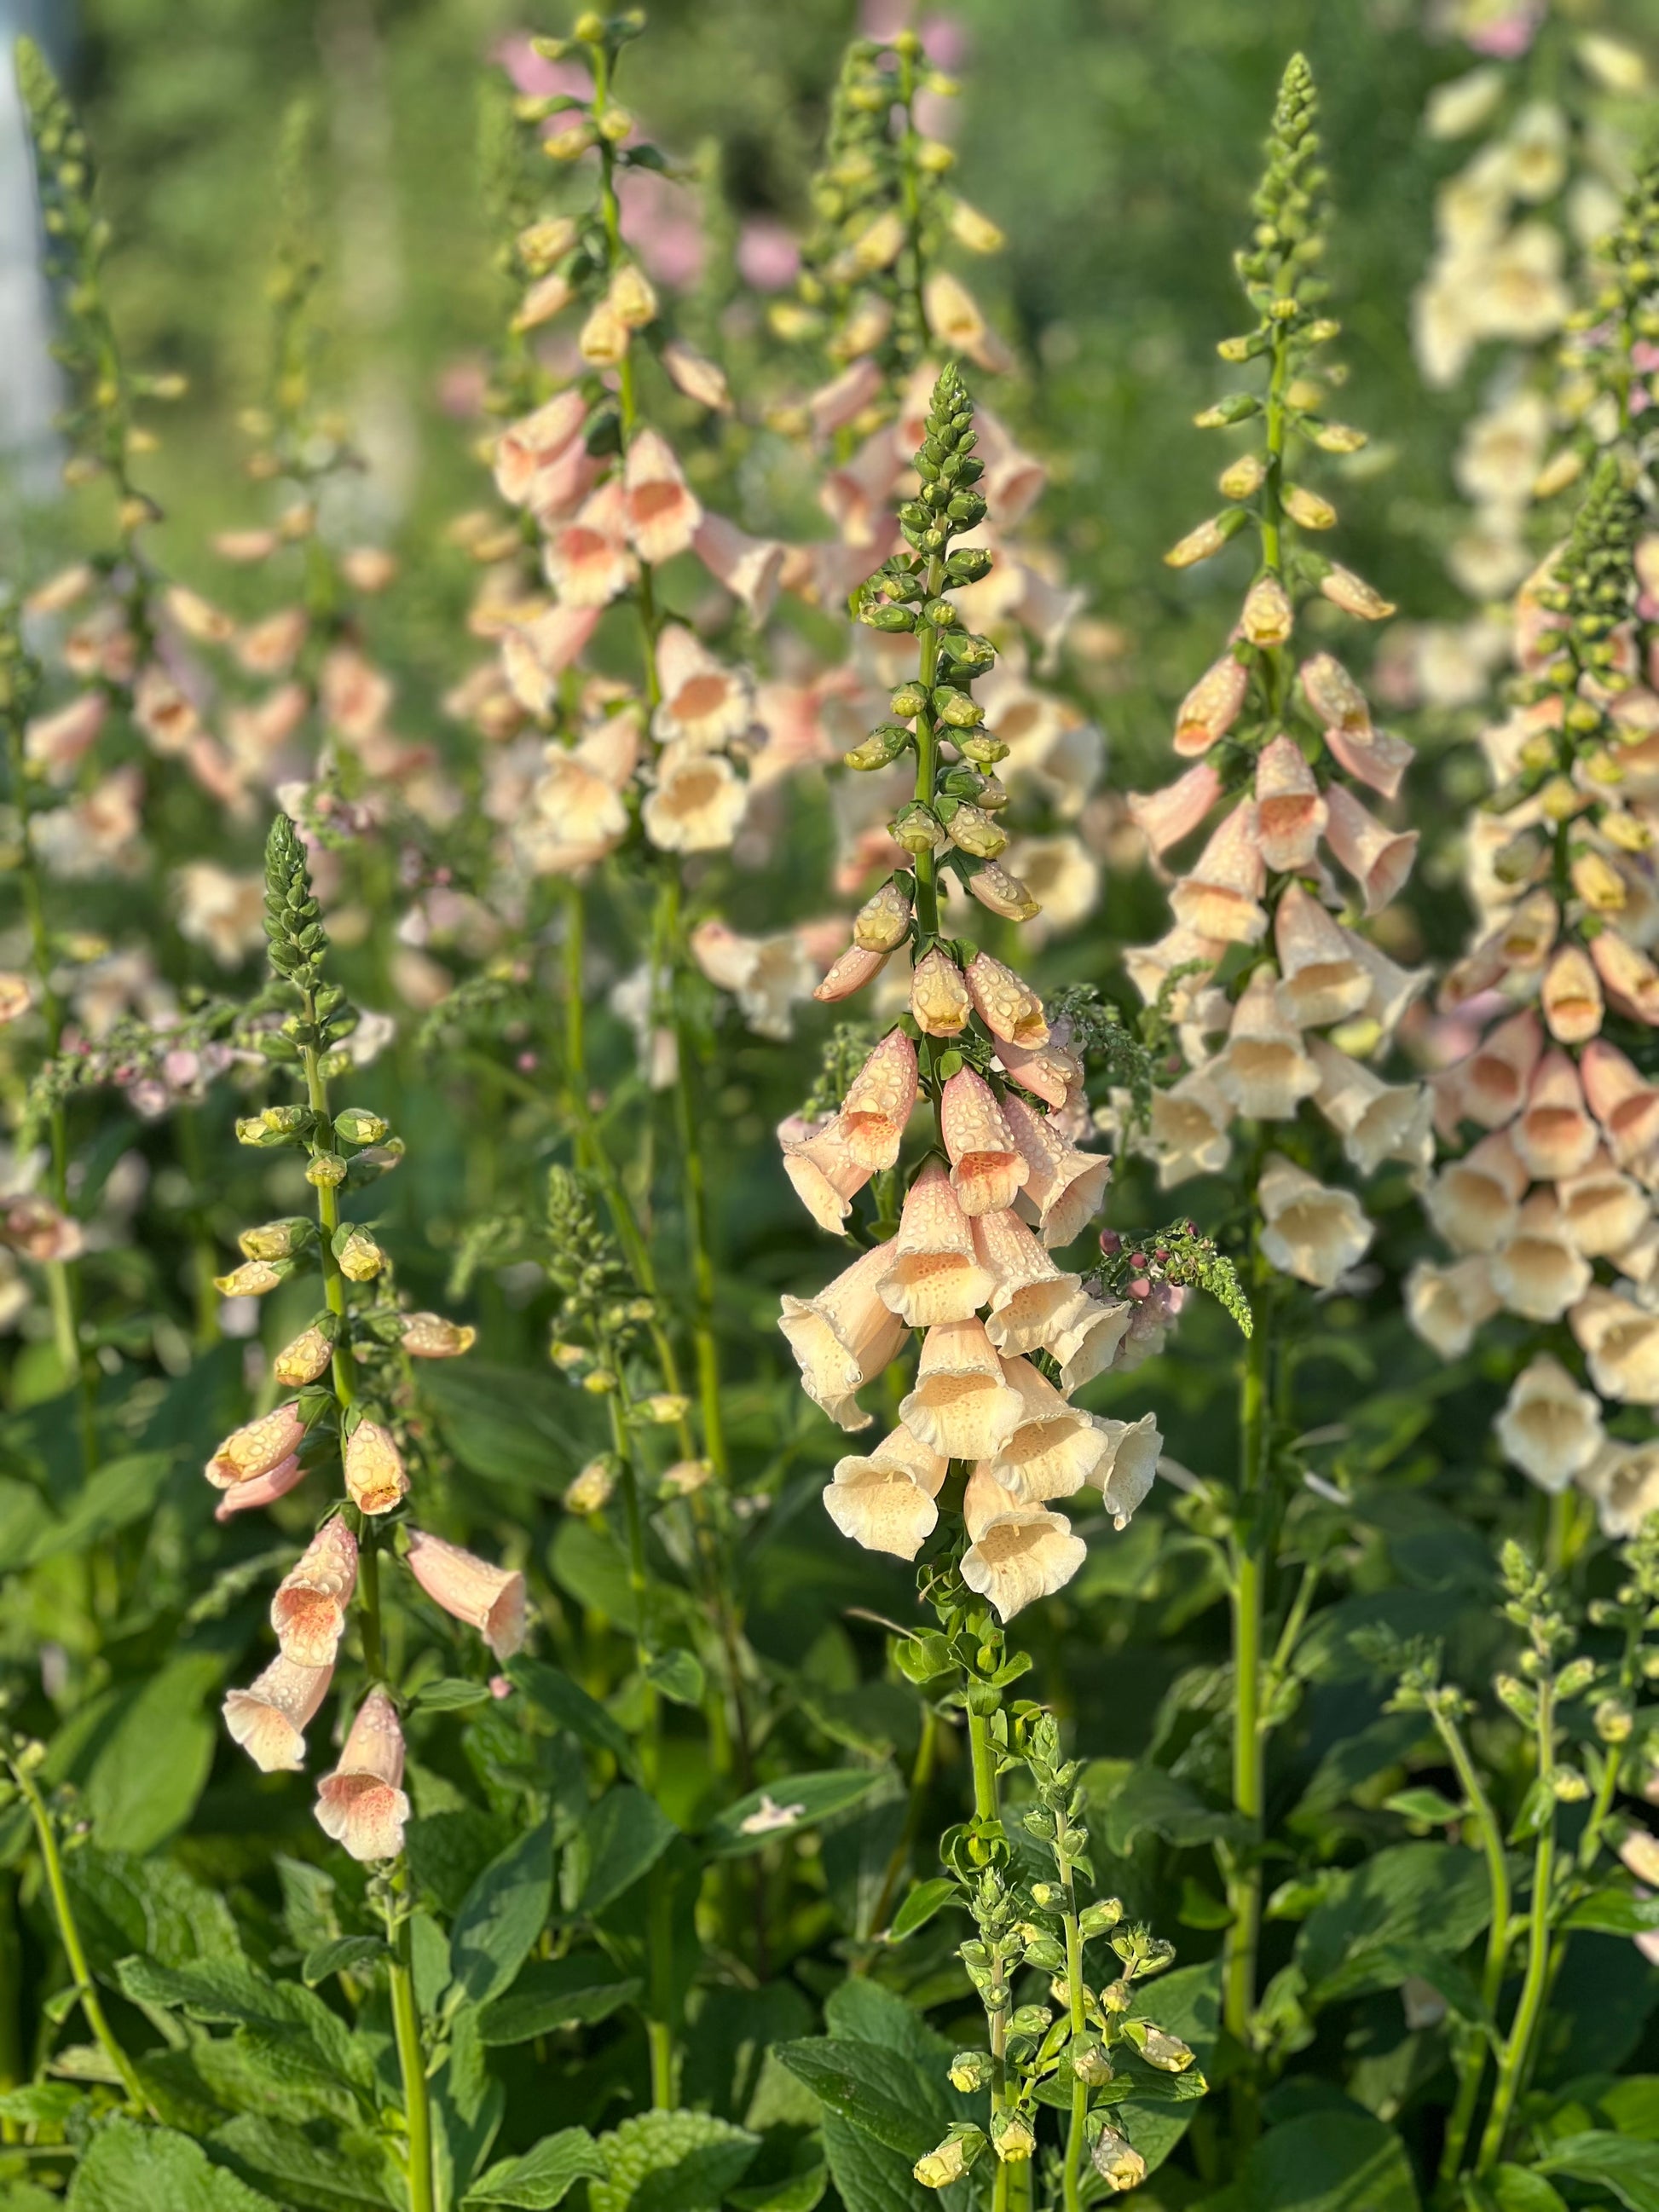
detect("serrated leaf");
top-left (1103, 1764), bottom-right (1248, 1854)
top-left (450, 1817), bottom-right (554, 2007)
top-left (1230, 2111), bottom-right (1419, 2211)
top-left (590, 2111), bottom-right (759, 2212)
top-left (0, 2082), bottom-right (84, 2124)
top-left (65, 2116), bottom-right (279, 2211)
top-left (773, 2041), bottom-right (937, 2161)
top-left (704, 1770), bottom-right (885, 1858)
top-left (477, 1956), bottom-right (644, 2046)
top-left (465, 2129), bottom-right (607, 2209)
top-left (889, 1878), bottom-right (957, 1941)
top-left (301, 1937), bottom-right (384, 1987)
top-left (573, 1788), bottom-right (679, 1915)
top-left (211, 2116), bottom-right (402, 2211)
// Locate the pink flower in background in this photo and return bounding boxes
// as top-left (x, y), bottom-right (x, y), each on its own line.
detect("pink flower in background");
top-left (737, 219), bottom-right (801, 292)
top-left (496, 35), bottom-right (592, 100)
top-left (436, 358), bottom-right (489, 420)
top-left (619, 169), bottom-right (705, 290)
top-left (1458, 3), bottom-right (1543, 59)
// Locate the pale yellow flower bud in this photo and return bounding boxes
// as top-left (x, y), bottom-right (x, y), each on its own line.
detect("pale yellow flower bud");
top-left (945, 802), bottom-right (1008, 859)
top-left (910, 946), bottom-right (972, 1037)
top-left (1218, 453), bottom-right (1266, 499)
top-left (214, 1259), bottom-right (283, 1298)
top-left (1241, 575), bottom-right (1294, 645)
top-left (1165, 516), bottom-right (1228, 569)
top-left (853, 879), bottom-right (914, 953)
top-left (1572, 851), bottom-right (1627, 912)
top-left (337, 1229), bottom-right (387, 1282)
top-left (565, 1459), bottom-right (616, 1512)
top-left (275, 1325), bottom-right (336, 1388)
top-left (1284, 483), bottom-right (1336, 530)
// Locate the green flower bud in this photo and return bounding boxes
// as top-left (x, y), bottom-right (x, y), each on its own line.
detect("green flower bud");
top-left (935, 689), bottom-right (984, 730)
top-left (844, 724), bottom-right (913, 771)
top-left (306, 1152), bottom-right (349, 1188)
top-left (238, 1217), bottom-right (314, 1262)
top-left (948, 2051), bottom-right (993, 2094)
top-left (892, 803), bottom-right (946, 854)
top-left (1079, 1897), bottom-right (1124, 1936)
top-left (890, 684), bottom-right (929, 720)
top-left (335, 1108), bottom-right (390, 1146)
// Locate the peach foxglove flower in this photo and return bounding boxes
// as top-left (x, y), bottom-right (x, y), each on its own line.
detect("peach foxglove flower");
top-left (1254, 736), bottom-right (1326, 872)
top-left (494, 390), bottom-right (587, 506)
top-left (987, 1356), bottom-right (1110, 1502)
top-left (922, 271), bottom-right (1014, 373)
top-left (406, 1528), bottom-right (528, 1660)
top-left (1174, 653), bottom-right (1249, 756)
top-left (964, 954), bottom-right (1048, 1050)
top-left (1425, 1129), bottom-right (1529, 1254)
top-left (1570, 1288), bottom-right (1659, 1404)
top-left (1490, 1191), bottom-right (1593, 1322)
top-left (779, 1242), bottom-right (906, 1432)
top-left (523, 720), bottom-right (639, 876)
top-left (1323, 785), bottom-right (1418, 916)
top-left (1047, 1290), bottom-right (1134, 1393)
top-left (652, 625), bottom-right (755, 752)
top-left (1581, 1039), bottom-right (1659, 1170)
top-left (1308, 1037), bottom-right (1433, 1176)
top-left (809, 356), bottom-right (883, 439)
top-left (1274, 884), bottom-right (1373, 1029)
top-left (960, 1469), bottom-right (1085, 1622)
top-left (941, 1068), bottom-right (1029, 1217)
top-left (401, 1313), bottom-right (477, 1358)
top-left (899, 1319), bottom-right (1026, 1461)
top-left (271, 1518), bottom-right (359, 1668)
top-left (642, 744), bottom-right (748, 854)
top-left (1165, 516), bottom-right (1231, 568)
top-left (693, 511), bottom-right (783, 622)
top-left (1457, 1009), bottom-right (1543, 1130)
top-left (26, 692), bottom-right (107, 783)
top-left (689, 922), bottom-right (816, 1041)
top-left (881, 1162), bottom-right (996, 1328)
top-left (910, 946), bottom-right (972, 1037)
top-left (1495, 1354), bottom-right (1604, 1492)
top-left (1003, 1094), bottom-right (1111, 1248)
top-left (1241, 575), bottom-right (1294, 645)
top-left (502, 605), bottom-right (604, 715)
top-left (1557, 1151), bottom-right (1647, 1260)
top-left (1128, 762), bottom-right (1223, 858)
top-left (223, 1654), bottom-right (332, 1773)
top-left (996, 1035), bottom-right (1082, 1111)
top-left (1349, 933), bottom-right (1431, 1040)
top-left (853, 880), bottom-right (914, 954)
top-left (1512, 1050), bottom-right (1598, 1181)
top-left (315, 1686), bottom-right (411, 1863)
top-left (824, 1426), bottom-right (949, 1559)
top-left (545, 479), bottom-right (638, 609)
top-left (1211, 967), bottom-right (1321, 1121)
top-left (205, 1401), bottom-right (307, 1490)
top-left (778, 1113), bottom-right (873, 1232)
top-left (1169, 800), bottom-right (1268, 946)
top-left (1319, 564), bottom-right (1396, 620)
top-left (840, 1031), bottom-right (918, 1171)
top-left (344, 1420), bottom-right (410, 1516)
top-left (1405, 1256), bottom-right (1500, 1360)
top-left (214, 1453), bottom-right (307, 1522)
top-left (814, 943), bottom-right (891, 1004)
top-left (974, 1207), bottom-right (1082, 1355)
top-left (966, 861), bottom-right (1041, 924)
top-left (1149, 1067), bottom-right (1234, 1188)
top-left (1590, 930), bottom-right (1659, 1025)
top-left (662, 340), bottom-right (732, 413)
top-left (623, 429), bottom-right (703, 564)
top-left (1091, 1411), bottom-right (1162, 1526)
top-left (1257, 1153), bottom-right (1374, 1288)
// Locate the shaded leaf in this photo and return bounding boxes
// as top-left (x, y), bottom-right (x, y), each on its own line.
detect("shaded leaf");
top-left (450, 1818), bottom-right (554, 2007)
top-left (465, 2128), bottom-right (607, 2209)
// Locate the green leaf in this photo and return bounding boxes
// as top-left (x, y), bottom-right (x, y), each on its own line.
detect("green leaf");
top-left (704, 1770), bottom-right (885, 1858)
top-left (477, 1956), bottom-right (644, 2046)
top-left (1487, 2169), bottom-right (1568, 2212)
top-left (465, 2129), bottom-right (607, 2209)
top-left (0, 1451), bottom-right (174, 1574)
top-left (889, 1878), bottom-right (957, 1941)
top-left (1382, 1788), bottom-right (1464, 1826)
top-left (45, 1657), bottom-right (218, 1853)
top-left (65, 2117), bottom-right (279, 2211)
top-left (1538, 2132), bottom-right (1659, 2211)
top-left (115, 1957), bottom-right (373, 2102)
top-left (574, 1788), bottom-right (679, 1915)
top-left (301, 1937), bottom-right (384, 1986)
top-left (1231, 2111), bottom-right (1419, 2212)
top-left (589, 2111), bottom-right (760, 2212)
top-left (210, 2116), bottom-right (402, 2210)
top-left (508, 1656), bottom-right (638, 1778)
top-left (0, 2082), bottom-right (83, 2124)
top-left (450, 1818), bottom-right (554, 2007)
top-left (1295, 1844), bottom-right (1492, 2003)
top-left (645, 1650), bottom-right (706, 1707)
top-left (1103, 1764), bottom-right (1248, 1854)
top-left (410, 1678), bottom-right (494, 1712)
top-left (773, 2041), bottom-right (937, 2162)
top-left (65, 1850), bottom-right (242, 1974)
top-left (1561, 1889), bottom-right (1659, 1935)
top-left (423, 1360), bottom-right (596, 1496)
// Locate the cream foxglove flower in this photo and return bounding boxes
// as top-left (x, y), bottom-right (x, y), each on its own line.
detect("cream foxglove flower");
top-left (899, 1319), bottom-right (1026, 1461)
top-left (964, 954), bottom-right (1049, 1049)
top-left (1148, 1067), bottom-right (1234, 1189)
top-left (1405, 1256), bottom-right (1500, 1360)
top-left (824, 1427), bottom-right (950, 1560)
top-left (1257, 1153), bottom-right (1373, 1288)
top-left (344, 1421), bottom-right (410, 1516)
top-left (1582, 1039), bottom-right (1659, 1171)
top-left (881, 1162), bottom-right (997, 1329)
top-left (941, 1068), bottom-right (1029, 1217)
top-left (1092, 1411), bottom-right (1163, 1526)
top-left (960, 1469), bottom-right (1086, 1622)
top-left (1455, 1008), bottom-right (1543, 1130)
top-left (223, 1654), bottom-right (332, 1774)
top-left (1210, 967), bottom-right (1321, 1122)
top-left (271, 1518), bottom-right (359, 1669)
top-left (1425, 1130), bottom-right (1529, 1255)
top-left (974, 1207), bottom-right (1082, 1355)
top-left (1323, 784), bottom-right (1417, 916)
top-left (1580, 1439), bottom-right (1659, 1538)
top-left (205, 1401), bottom-right (307, 1491)
top-left (779, 1242), bottom-right (906, 1433)
top-left (1003, 1094), bottom-right (1111, 1248)
top-left (1168, 800), bottom-right (1268, 946)
top-left (910, 946), bottom-right (972, 1037)
top-left (1274, 885), bottom-right (1373, 1029)
top-left (1254, 736), bottom-right (1326, 872)
top-left (778, 1113), bottom-right (872, 1233)
top-left (1495, 1354), bottom-right (1604, 1493)
top-left (1047, 1290), bottom-right (1134, 1393)
top-left (986, 1356), bottom-right (1110, 1502)
top-left (1512, 1050), bottom-right (1600, 1181)
top-left (622, 429), bottom-right (703, 563)
top-left (651, 625), bottom-right (755, 752)
top-left (641, 744), bottom-right (748, 854)
top-left (1308, 1037), bottom-right (1433, 1177)
top-left (1490, 1191), bottom-right (1593, 1323)
top-left (1556, 1150), bottom-right (1648, 1259)
top-left (544, 478), bottom-right (638, 609)
top-left (1569, 1288), bottom-right (1659, 1404)
top-left (315, 1687), bottom-right (411, 1863)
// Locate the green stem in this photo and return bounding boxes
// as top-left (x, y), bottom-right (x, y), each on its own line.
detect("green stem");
top-left (1431, 1701), bottom-right (1512, 2192)
top-left (1057, 1822), bottom-right (1090, 2212)
top-left (387, 1891), bottom-right (436, 2212)
top-left (912, 552), bottom-right (946, 940)
top-left (1476, 1681), bottom-right (1557, 2173)
top-left (1223, 1261), bottom-right (1271, 2069)
top-left (896, 43), bottom-right (932, 360)
top-left (10, 1759), bottom-right (147, 2113)
top-left (968, 1705), bottom-right (998, 1825)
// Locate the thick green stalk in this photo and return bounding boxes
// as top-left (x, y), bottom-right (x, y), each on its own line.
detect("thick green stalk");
top-left (9, 1758), bottom-right (147, 2113)
top-left (912, 552), bottom-right (947, 939)
top-left (1476, 1681), bottom-right (1557, 2173)
top-left (1431, 1701), bottom-right (1512, 2192)
top-left (895, 43), bottom-right (932, 360)
top-left (386, 1888), bottom-right (436, 2212)
top-left (1056, 1816), bottom-right (1090, 2212)
top-left (1223, 1254), bottom-right (1271, 2065)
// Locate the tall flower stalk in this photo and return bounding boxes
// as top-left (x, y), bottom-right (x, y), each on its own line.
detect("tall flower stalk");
top-left (1122, 56), bottom-right (1428, 2074)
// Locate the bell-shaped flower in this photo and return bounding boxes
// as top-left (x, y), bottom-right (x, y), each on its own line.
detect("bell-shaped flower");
top-left (1211, 967), bottom-right (1321, 1121)
top-left (778, 1113), bottom-right (873, 1232)
top-left (344, 1421), bottom-right (410, 1516)
top-left (1274, 884), bottom-right (1373, 1030)
top-left (1405, 1256), bottom-right (1500, 1360)
top-left (1491, 1190), bottom-right (1593, 1322)
top-left (1349, 933), bottom-right (1431, 1041)
top-left (824, 1426), bottom-right (950, 1560)
top-left (494, 390), bottom-right (587, 507)
top-left (1257, 1153), bottom-right (1374, 1288)
top-left (1494, 1354), bottom-right (1604, 1493)
top-left (405, 1529), bottom-right (527, 1660)
top-left (1557, 1148), bottom-right (1648, 1260)
top-left (814, 943), bottom-right (890, 1005)
top-left (1309, 1037), bottom-right (1433, 1176)
top-left (960, 1469), bottom-right (1086, 1622)
top-left (1241, 575), bottom-right (1294, 645)
top-left (1255, 736), bottom-right (1327, 872)
top-left (1324, 784), bottom-right (1417, 916)
top-left (205, 1401), bottom-right (306, 1491)
top-left (1128, 762), bottom-right (1222, 858)
top-left (997, 1036), bottom-right (1083, 1112)
top-left (523, 720), bottom-right (639, 875)
top-left (1047, 1290), bottom-right (1134, 1392)
top-left (1301, 650), bottom-right (1413, 798)
top-left (642, 742), bottom-right (748, 854)
top-left (1569, 1287), bottom-right (1659, 1404)
top-left (910, 946), bottom-right (971, 1037)
top-left (223, 1654), bottom-right (332, 1774)
top-left (1169, 800), bottom-right (1268, 946)
top-left (651, 625), bottom-right (755, 752)
top-left (271, 1518), bottom-right (359, 1669)
top-left (882, 1162), bottom-right (996, 1327)
top-left (1457, 1008), bottom-right (1542, 1131)
top-left (779, 1242), bottom-right (905, 1433)
top-left (1148, 1067), bottom-right (1234, 1189)
top-left (899, 1319), bottom-right (1026, 1461)
top-left (622, 428), bottom-right (702, 564)
top-left (693, 511), bottom-right (783, 624)
top-left (986, 1356), bottom-right (1110, 1502)
top-left (974, 1208), bottom-right (1081, 1354)
top-left (1582, 1039), bottom-right (1659, 1172)
top-left (501, 605), bottom-right (603, 715)
top-left (1174, 651), bottom-right (1249, 756)
top-left (965, 954), bottom-right (1048, 1050)
top-left (1003, 1094), bottom-right (1111, 1248)
top-left (942, 1068), bottom-right (1029, 1217)
top-left (1090, 1412), bottom-right (1162, 1527)
top-left (1590, 929), bottom-right (1659, 1025)
top-left (315, 1687), bottom-right (410, 1863)
top-left (841, 1031), bottom-right (918, 1172)
top-left (1540, 943), bottom-right (1604, 1047)
top-left (545, 478), bottom-right (638, 609)
top-left (1512, 1050), bottom-right (1599, 1181)
top-left (1579, 1439), bottom-right (1659, 1539)
top-left (214, 1453), bottom-right (307, 1522)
